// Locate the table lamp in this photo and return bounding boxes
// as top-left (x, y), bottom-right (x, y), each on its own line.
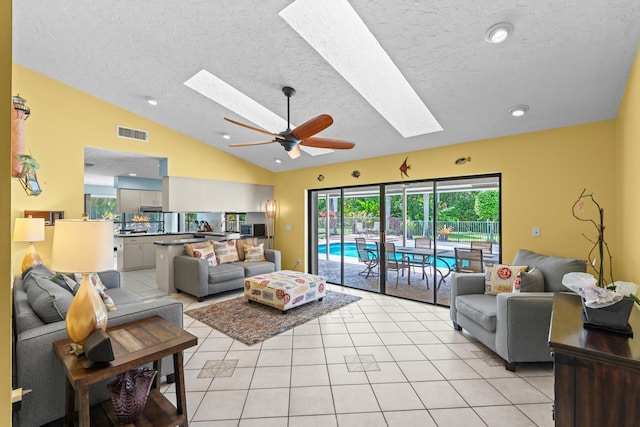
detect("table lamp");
top-left (51, 218), bottom-right (114, 350)
top-left (13, 216), bottom-right (45, 272)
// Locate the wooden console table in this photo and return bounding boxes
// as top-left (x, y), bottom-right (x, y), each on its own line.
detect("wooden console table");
top-left (549, 293), bottom-right (640, 427)
top-left (53, 316), bottom-right (197, 427)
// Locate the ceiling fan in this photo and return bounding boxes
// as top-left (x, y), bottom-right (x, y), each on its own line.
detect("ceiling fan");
top-left (225, 86), bottom-right (355, 159)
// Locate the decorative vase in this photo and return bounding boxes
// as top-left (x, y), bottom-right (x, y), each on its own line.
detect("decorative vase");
top-left (582, 297), bottom-right (634, 337)
top-left (65, 273), bottom-right (108, 346)
top-left (108, 368), bottom-right (157, 424)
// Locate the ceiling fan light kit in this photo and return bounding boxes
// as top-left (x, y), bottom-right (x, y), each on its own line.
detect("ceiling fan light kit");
top-left (225, 86), bottom-right (355, 160)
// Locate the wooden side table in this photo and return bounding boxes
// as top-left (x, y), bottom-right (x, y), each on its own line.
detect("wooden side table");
top-left (549, 293), bottom-right (640, 427)
top-left (53, 316), bottom-right (197, 427)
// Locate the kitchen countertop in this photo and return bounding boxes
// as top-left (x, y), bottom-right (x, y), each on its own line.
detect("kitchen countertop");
top-left (153, 238), bottom-right (208, 246)
top-left (116, 232), bottom-right (194, 238)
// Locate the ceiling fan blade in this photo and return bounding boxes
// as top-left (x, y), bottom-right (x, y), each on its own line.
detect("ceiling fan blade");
top-left (290, 114), bottom-right (333, 141)
top-left (301, 137), bottom-right (355, 150)
top-left (288, 145), bottom-right (302, 159)
top-left (229, 140), bottom-right (277, 147)
top-left (224, 117), bottom-right (280, 138)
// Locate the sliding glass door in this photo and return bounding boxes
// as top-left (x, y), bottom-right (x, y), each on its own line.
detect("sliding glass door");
top-left (309, 174), bottom-right (500, 307)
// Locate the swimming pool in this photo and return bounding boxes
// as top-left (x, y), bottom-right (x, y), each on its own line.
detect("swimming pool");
top-left (317, 242), bottom-right (455, 268)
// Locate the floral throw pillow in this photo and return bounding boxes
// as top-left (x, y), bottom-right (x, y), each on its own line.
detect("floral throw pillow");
top-left (184, 241), bottom-right (214, 257)
top-left (213, 241), bottom-right (240, 264)
top-left (244, 244), bottom-right (266, 262)
top-left (485, 264), bottom-right (528, 295)
top-left (193, 244), bottom-right (218, 267)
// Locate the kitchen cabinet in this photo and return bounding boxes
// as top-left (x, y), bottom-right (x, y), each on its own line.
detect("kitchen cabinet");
top-left (140, 190), bottom-right (162, 207)
top-left (162, 176), bottom-right (273, 212)
top-left (117, 189), bottom-right (162, 212)
top-left (549, 293), bottom-right (640, 427)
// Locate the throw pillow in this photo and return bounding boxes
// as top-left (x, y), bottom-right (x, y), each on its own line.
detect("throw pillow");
top-left (26, 275), bottom-right (74, 323)
top-left (513, 267), bottom-right (545, 292)
top-left (73, 273), bottom-right (116, 311)
top-left (50, 273), bottom-right (80, 295)
top-left (184, 241), bottom-right (213, 257)
top-left (213, 241), bottom-right (240, 264)
top-left (236, 237), bottom-right (258, 261)
top-left (512, 249), bottom-right (587, 292)
top-left (193, 244), bottom-right (218, 267)
top-left (244, 243), bottom-right (266, 262)
top-left (22, 264), bottom-right (55, 290)
top-left (485, 264), bottom-right (528, 295)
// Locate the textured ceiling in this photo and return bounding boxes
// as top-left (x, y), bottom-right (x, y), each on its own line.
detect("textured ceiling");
top-left (12, 1), bottom-right (640, 184)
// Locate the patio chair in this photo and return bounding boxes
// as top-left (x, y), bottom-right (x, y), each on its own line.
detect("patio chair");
top-left (353, 221), bottom-right (365, 236)
top-left (384, 242), bottom-right (411, 286)
top-left (355, 237), bottom-right (377, 278)
top-left (367, 221), bottom-right (380, 237)
top-left (407, 237), bottom-right (432, 288)
top-left (454, 247), bottom-right (484, 273)
top-left (470, 241), bottom-right (493, 254)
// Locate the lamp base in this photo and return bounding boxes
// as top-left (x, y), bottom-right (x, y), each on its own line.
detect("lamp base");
top-left (65, 273), bottom-right (108, 345)
top-left (21, 242), bottom-right (42, 272)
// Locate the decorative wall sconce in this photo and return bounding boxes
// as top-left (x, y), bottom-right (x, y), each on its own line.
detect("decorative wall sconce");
top-left (455, 156), bottom-right (471, 165)
top-left (11, 95), bottom-right (42, 196)
top-left (16, 154), bottom-right (42, 196)
top-left (351, 170), bottom-right (360, 178)
top-left (317, 174), bottom-right (325, 182)
top-left (11, 95), bottom-right (30, 178)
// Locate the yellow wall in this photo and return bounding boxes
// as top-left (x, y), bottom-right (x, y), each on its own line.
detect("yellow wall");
top-left (616, 46), bottom-right (640, 282)
top-left (11, 65), bottom-right (275, 272)
top-left (274, 120), bottom-right (618, 275)
top-left (2, 1), bottom-right (12, 424)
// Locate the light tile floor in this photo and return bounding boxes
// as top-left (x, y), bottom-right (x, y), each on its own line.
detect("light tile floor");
top-left (120, 268), bottom-right (555, 427)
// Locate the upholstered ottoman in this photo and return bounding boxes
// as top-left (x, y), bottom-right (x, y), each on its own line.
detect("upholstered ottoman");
top-left (244, 270), bottom-right (327, 313)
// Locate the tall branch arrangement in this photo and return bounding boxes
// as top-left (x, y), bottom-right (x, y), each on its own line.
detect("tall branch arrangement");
top-left (571, 189), bottom-right (614, 287)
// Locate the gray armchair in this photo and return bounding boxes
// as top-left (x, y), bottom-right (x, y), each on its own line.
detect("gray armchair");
top-left (450, 249), bottom-right (586, 371)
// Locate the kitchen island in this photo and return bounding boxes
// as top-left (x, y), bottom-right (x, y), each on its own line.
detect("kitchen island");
top-left (116, 232), bottom-right (193, 272)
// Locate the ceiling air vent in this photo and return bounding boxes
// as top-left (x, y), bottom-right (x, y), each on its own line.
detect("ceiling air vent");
top-left (116, 126), bottom-right (148, 142)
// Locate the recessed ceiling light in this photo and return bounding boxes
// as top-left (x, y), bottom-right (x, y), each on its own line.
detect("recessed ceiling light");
top-left (145, 96), bottom-right (158, 106)
top-left (222, 133), bottom-right (231, 140)
top-left (279, 0), bottom-right (442, 138)
top-left (484, 23), bottom-right (514, 44)
top-left (510, 105), bottom-right (529, 117)
top-left (274, 158), bottom-right (283, 164)
top-left (128, 173), bottom-right (137, 176)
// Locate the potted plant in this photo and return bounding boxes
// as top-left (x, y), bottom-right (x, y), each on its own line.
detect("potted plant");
top-left (438, 224), bottom-right (452, 241)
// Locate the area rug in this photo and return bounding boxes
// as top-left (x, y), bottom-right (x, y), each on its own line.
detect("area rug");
top-left (185, 291), bottom-right (362, 346)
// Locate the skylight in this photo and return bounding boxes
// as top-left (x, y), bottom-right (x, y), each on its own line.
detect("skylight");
top-left (279, 0), bottom-right (443, 138)
top-left (184, 70), bottom-right (287, 133)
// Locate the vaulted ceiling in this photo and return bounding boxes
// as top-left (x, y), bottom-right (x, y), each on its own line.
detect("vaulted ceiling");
top-left (12, 1), bottom-right (640, 182)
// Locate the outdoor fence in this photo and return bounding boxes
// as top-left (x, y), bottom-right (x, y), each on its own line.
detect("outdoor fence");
top-left (326, 217), bottom-right (500, 243)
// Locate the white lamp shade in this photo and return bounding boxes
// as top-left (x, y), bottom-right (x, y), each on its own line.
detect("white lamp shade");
top-left (51, 219), bottom-right (114, 273)
top-left (265, 200), bottom-right (277, 218)
top-left (13, 217), bottom-right (45, 242)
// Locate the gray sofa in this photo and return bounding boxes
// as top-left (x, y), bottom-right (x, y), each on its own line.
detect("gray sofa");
top-left (449, 249), bottom-right (586, 371)
top-left (12, 265), bottom-right (183, 427)
top-left (174, 244), bottom-right (281, 301)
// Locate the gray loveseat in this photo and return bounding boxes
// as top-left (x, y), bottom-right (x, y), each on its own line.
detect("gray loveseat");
top-left (174, 241), bottom-right (281, 301)
top-left (12, 265), bottom-right (183, 427)
top-left (449, 249), bottom-right (586, 371)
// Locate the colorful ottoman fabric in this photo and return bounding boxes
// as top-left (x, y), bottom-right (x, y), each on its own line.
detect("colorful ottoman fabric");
top-left (244, 270), bottom-right (327, 312)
